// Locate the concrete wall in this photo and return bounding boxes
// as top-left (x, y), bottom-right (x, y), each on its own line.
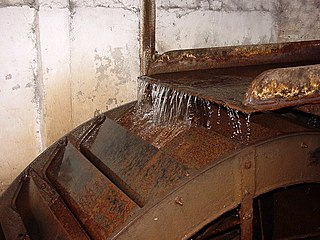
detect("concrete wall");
top-left (0, 0), bottom-right (140, 192)
top-left (0, 6), bottom-right (42, 193)
top-left (0, 0), bottom-right (319, 193)
top-left (277, 0), bottom-right (320, 42)
top-left (156, 0), bottom-right (278, 52)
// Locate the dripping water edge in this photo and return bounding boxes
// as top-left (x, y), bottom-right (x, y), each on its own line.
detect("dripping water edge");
top-left (137, 78), bottom-right (252, 145)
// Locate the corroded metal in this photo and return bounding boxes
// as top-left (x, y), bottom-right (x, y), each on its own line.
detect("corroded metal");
top-left (46, 144), bottom-right (138, 239)
top-left (16, 169), bottom-right (89, 239)
top-left (141, 40), bottom-right (320, 114)
top-left (111, 133), bottom-right (320, 240)
top-left (148, 40), bottom-right (320, 75)
top-left (80, 117), bottom-right (190, 207)
top-left (297, 103), bottom-right (320, 116)
top-left (1, 102), bottom-right (320, 239)
top-left (140, 0), bottom-right (156, 75)
top-left (244, 64), bottom-right (320, 109)
top-left (240, 150), bottom-right (256, 240)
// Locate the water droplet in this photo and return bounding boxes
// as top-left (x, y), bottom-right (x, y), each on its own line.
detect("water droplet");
top-left (217, 105), bottom-right (221, 125)
top-left (308, 116), bottom-right (318, 127)
top-left (246, 114), bottom-right (251, 144)
top-left (205, 100), bottom-right (214, 129)
top-left (234, 110), bottom-right (243, 143)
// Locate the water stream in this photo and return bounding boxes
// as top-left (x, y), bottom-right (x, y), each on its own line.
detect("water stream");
top-left (137, 78), bottom-right (251, 144)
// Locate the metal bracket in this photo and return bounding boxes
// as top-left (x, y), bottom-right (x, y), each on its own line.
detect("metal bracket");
top-left (140, 0), bottom-right (156, 75)
top-left (240, 149), bottom-right (256, 240)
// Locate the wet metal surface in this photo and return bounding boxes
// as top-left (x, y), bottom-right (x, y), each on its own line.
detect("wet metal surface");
top-left (81, 117), bottom-right (191, 207)
top-left (140, 40), bottom-right (320, 114)
top-left (162, 126), bottom-right (239, 170)
top-left (16, 169), bottom-right (89, 240)
top-left (2, 42), bottom-right (320, 239)
top-left (0, 103), bottom-right (320, 239)
top-left (112, 133), bottom-right (320, 240)
top-left (143, 63), bottom-right (320, 114)
top-left (47, 143), bottom-right (138, 239)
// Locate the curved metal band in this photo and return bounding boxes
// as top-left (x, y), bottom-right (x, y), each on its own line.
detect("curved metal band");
top-left (112, 132), bottom-right (320, 240)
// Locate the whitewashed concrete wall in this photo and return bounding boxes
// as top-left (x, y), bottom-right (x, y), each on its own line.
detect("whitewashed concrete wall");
top-left (0, 6), bottom-right (42, 192)
top-left (0, 0), bottom-right (319, 192)
top-left (277, 0), bottom-right (320, 42)
top-left (156, 0), bottom-right (278, 52)
top-left (70, 4), bottom-right (140, 126)
top-left (0, 0), bottom-right (140, 192)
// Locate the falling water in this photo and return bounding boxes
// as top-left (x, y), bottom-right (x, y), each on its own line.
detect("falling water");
top-left (226, 107), bottom-right (243, 142)
top-left (217, 105), bottom-right (221, 125)
top-left (137, 78), bottom-right (150, 106)
top-left (142, 82), bottom-right (199, 125)
top-left (246, 114), bottom-right (251, 144)
top-left (185, 95), bottom-right (197, 126)
top-left (226, 107), bottom-right (235, 138)
top-left (136, 79), bottom-right (252, 144)
top-left (205, 100), bottom-right (214, 129)
top-left (177, 92), bottom-right (187, 121)
top-left (308, 116), bottom-right (318, 127)
top-left (235, 110), bottom-right (243, 142)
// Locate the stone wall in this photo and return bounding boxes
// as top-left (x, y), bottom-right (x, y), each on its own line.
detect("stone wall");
top-left (0, 0), bottom-right (319, 193)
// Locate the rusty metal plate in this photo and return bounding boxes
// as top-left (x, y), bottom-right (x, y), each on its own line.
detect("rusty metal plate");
top-left (161, 126), bottom-right (239, 170)
top-left (244, 64), bottom-right (320, 110)
top-left (46, 143), bottom-right (139, 239)
top-left (81, 117), bottom-right (191, 207)
top-left (16, 169), bottom-right (89, 240)
top-left (142, 41), bottom-right (320, 114)
top-left (142, 72), bottom-right (255, 113)
top-left (1, 102), bottom-right (320, 239)
top-left (111, 133), bottom-right (320, 240)
top-left (148, 40), bottom-right (320, 75)
top-left (1, 0), bottom-right (320, 237)
top-left (143, 64), bottom-right (320, 114)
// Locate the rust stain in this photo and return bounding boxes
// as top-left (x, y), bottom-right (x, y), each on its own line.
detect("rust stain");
top-left (245, 64), bottom-right (320, 105)
top-left (149, 40), bottom-right (320, 75)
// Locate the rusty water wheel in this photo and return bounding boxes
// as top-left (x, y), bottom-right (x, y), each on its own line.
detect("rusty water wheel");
top-left (0, 103), bottom-right (320, 240)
